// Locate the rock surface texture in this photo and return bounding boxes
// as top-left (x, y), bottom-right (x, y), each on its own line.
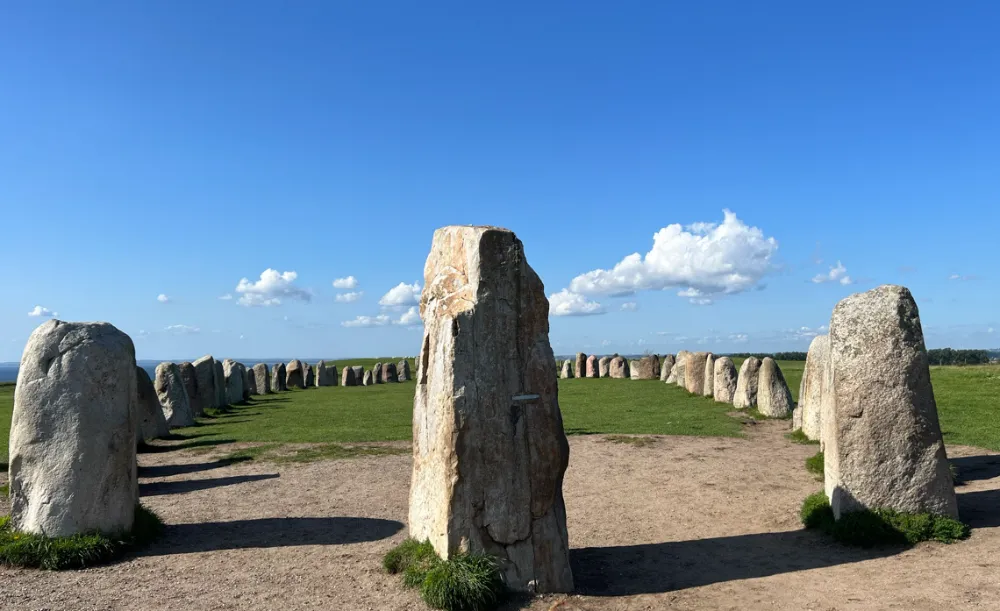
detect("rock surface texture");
top-left (193, 355), bottom-right (218, 410)
top-left (409, 226), bottom-right (573, 593)
top-left (213, 360), bottom-right (227, 407)
top-left (271, 363), bottom-right (287, 392)
top-left (825, 285), bottom-right (957, 519)
top-left (382, 362), bottom-right (399, 383)
top-left (341, 366), bottom-right (356, 387)
top-left (798, 335), bottom-right (830, 441)
top-left (136, 366), bottom-right (169, 441)
top-left (598, 357), bottom-right (610, 378)
top-left (757, 357), bottom-right (793, 418)
top-left (286, 360), bottom-right (306, 390)
top-left (659, 354), bottom-right (675, 382)
top-left (9, 320), bottom-right (139, 537)
top-left (713, 357), bottom-right (738, 404)
top-left (684, 352), bottom-right (710, 394)
top-left (667, 351), bottom-right (690, 385)
top-left (575, 353), bottom-right (587, 380)
top-left (155, 362), bottom-right (194, 427)
top-left (702, 354), bottom-right (716, 396)
top-left (733, 356), bottom-right (761, 409)
top-left (177, 361), bottom-right (200, 415)
top-left (608, 356), bottom-right (630, 379)
top-left (251, 363), bottom-right (270, 395)
top-left (630, 355), bottom-right (659, 380)
top-left (560, 360), bottom-right (573, 379)
top-left (398, 360), bottom-right (410, 382)
top-left (223, 359), bottom-right (245, 405)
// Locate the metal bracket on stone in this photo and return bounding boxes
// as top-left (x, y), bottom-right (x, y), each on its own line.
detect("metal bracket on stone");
top-left (511, 394), bottom-right (540, 402)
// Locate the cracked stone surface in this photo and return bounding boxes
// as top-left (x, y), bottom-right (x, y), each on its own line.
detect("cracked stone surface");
top-left (733, 356), bottom-right (761, 409)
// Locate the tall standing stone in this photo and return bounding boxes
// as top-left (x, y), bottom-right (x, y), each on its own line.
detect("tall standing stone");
top-left (630, 355), bottom-right (659, 380)
top-left (733, 356), bottom-right (761, 409)
top-left (315, 360), bottom-right (333, 386)
top-left (684, 352), bottom-right (709, 394)
top-left (155, 362), bottom-right (195, 427)
top-left (342, 366), bottom-right (357, 387)
top-left (382, 362), bottom-right (399, 383)
top-left (223, 359), bottom-right (245, 405)
top-left (410, 226), bottom-right (573, 593)
top-left (372, 362), bottom-right (383, 384)
top-left (798, 335), bottom-right (829, 441)
top-left (757, 357), bottom-right (793, 418)
top-left (251, 363), bottom-right (270, 395)
top-left (193, 355), bottom-right (218, 410)
top-left (239, 363), bottom-right (251, 401)
top-left (286, 359), bottom-right (306, 389)
top-left (397, 360), bottom-right (410, 382)
top-left (303, 362), bottom-right (314, 387)
top-left (247, 366), bottom-right (258, 396)
top-left (9, 320), bottom-right (138, 537)
top-left (560, 360), bottom-right (573, 379)
top-left (608, 355), bottom-right (629, 379)
top-left (713, 357), bottom-right (738, 403)
top-left (213, 360), bottom-right (227, 407)
top-left (271, 363), bottom-right (287, 392)
top-left (825, 285), bottom-right (957, 519)
top-left (598, 356), bottom-right (610, 377)
top-left (702, 354), bottom-right (716, 396)
top-left (136, 366), bottom-right (169, 441)
top-left (575, 353), bottom-right (587, 380)
top-left (351, 365), bottom-right (364, 383)
top-left (659, 354), bottom-right (675, 382)
top-left (585, 355), bottom-right (599, 378)
top-left (667, 350), bottom-right (690, 385)
top-left (177, 361), bottom-right (200, 415)
top-left (328, 364), bottom-right (340, 386)
top-left (362, 370), bottom-right (374, 386)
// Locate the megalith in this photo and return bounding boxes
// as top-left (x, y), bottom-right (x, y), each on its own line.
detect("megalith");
top-left (239, 363), bottom-right (251, 401)
top-left (659, 354), bottom-right (675, 382)
top-left (684, 352), bottom-right (709, 394)
top-left (271, 363), bottom-right (287, 392)
top-left (757, 357), bottom-right (793, 418)
top-left (247, 367), bottom-right (257, 395)
top-left (608, 355), bottom-right (629, 379)
top-left (667, 350), bottom-right (690, 385)
top-left (409, 225), bottom-right (574, 593)
top-left (351, 365), bottom-right (364, 382)
top-left (598, 356), bottom-right (610, 377)
top-left (825, 285), bottom-right (957, 519)
top-left (315, 360), bottom-right (332, 386)
top-left (585, 355), bottom-right (599, 378)
top-left (630, 355), bottom-right (659, 380)
top-left (136, 366), bottom-right (169, 441)
top-left (177, 361), bottom-right (200, 415)
top-left (398, 360), bottom-right (410, 382)
top-left (223, 359), bottom-right (244, 405)
top-left (713, 357), bottom-right (738, 403)
top-left (702, 354), bottom-right (716, 396)
top-left (286, 359), bottom-right (306, 389)
top-left (560, 360), bottom-right (573, 379)
top-left (193, 355), bottom-right (218, 410)
top-left (342, 366), bottom-right (357, 387)
top-left (328, 364), bottom-right (340, 386)
top-left (9, 320), bottom-right (138, 537)
top-left (733, 356), bottom-right (761, 409)
top-left (382, 362), bottom-right (399, 383)
top-left (372, 362), bottom-right (383, 384)
top-left (575, 353), bottom-right (587, 380)
top-left (303, 362), bottom-right (314, 387)
top-left (362, 370), bottom-right (374, 386)
top-left (213, 360), bottom-right (227, 407)
top-left (251, 363), bottom-right (270, 395)
top-left (798, 335), bottom-right (829, 441)
top-left (155, 362), bottom-right (194, 427)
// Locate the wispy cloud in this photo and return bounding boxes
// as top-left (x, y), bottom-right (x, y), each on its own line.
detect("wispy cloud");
top-left (335, 291), bottom-right (364, 303)
top-left (620, 302), bottom-right (638, 312)
top-left (27, 305), bottom-right (57, 317)
top-left (812, 261), bottom-right (853, 285)
top-left (165, 324), bottom-right (200, 335)
top-left (333, 276), bottom-right (359, 290)
top-left (157, 294), bottom-right (170, 303)
top-left (219, 294), bottom-right (233, 301)
top-left (948, 273), bottom-right (977, 281)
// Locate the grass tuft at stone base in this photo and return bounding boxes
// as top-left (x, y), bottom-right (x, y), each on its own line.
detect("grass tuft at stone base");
top-left (0, 504), bottom-right (163, 570)
top-left (785, 429), bottom-right (820, 445)
top-left (805, 451), bottom-right (825, 477)
top-left (384, 538), bottom-right (505, 611)
top-left (800, 492), bottom-right (970, 547)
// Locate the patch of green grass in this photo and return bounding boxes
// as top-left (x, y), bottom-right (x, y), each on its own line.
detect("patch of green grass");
top-left (806, 451), bottom-right (825, 477)
top-left (0, 484), bottom-right (7, 498)
top-left (603, 435), bottom-right (658, 448)
top-left (0, 503), bottom-right (163, 570)
top-left (800, 491), bottom-right (970, 547)
top-left (786, 429), bottom-right (820, 445)
top-left (384, 539), bottom-right (505, 611)
top-left (212, 442), bottom-right (408, 465)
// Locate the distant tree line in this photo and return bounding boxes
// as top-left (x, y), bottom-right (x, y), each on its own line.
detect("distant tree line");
top-left (725, 352), bottom-right (808, 361)
top-left (926, 348), bottom-right (991, 366)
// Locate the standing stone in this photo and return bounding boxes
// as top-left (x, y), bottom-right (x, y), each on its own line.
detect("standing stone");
top-left (303, 362), bottom-right (314, 387)
top-left (684, 352), bottom-right (709, 394)
top-left (560, 360), bottom-right (573, 379)
top-left (382, 362), bottom-right (399, 383)
top-left (598, 356), bottom-right (610, 377)
top-left (585, 355), bottom-right (599, 378)
top-left (223, 359), bottom-right (245, 405)
top-left (239, 363), bottom-right (251, 401)
top-left (155, 362), bottom-right (195, 427)
top-left (247, 366), bottom-right (257, 395)
top-left (630, 355), bottom-right (659, 380)
top-left (362, 370), bottom-right (374, 386)
top-left (9, 320), bottom-right (138, 537)
top-left (315, 360), bottom-right (334, 386)
top-left (798, 335), bottom-right (829, 441)
top-left (575, 353), bottom-right (587, 379)
top-left (271, 363), bottom-right (287, 392)
top-left (701, 354), bottom-right (716, 396)
top-left (659, 354), bottom-right (675, 382)
top-left (733, 356), bottom-right (761, 409)
top-left (252, 363), bottom-right (270, 395)
top-left (372, 362), bottom-right (383, 384)
top-left (667, 350), bottom-right (690, 385)
top-left (757, 357), bottom-right (793, 418)
top-left (136, 366), bottom-right (169, 441)
top-left (177, 361), bottom-right (200, 415)
top-left (410, 226), bottom-right (573, 593)
top-left (214, 360), bottom-right (227, 407)
top-left (192, 356), bottom-right (218, 410)
top-left (398, 360), bottom-right (410, 382)
top-left (286, 359), bottom-right (306, 389)
top-left (608, 355), bottom-right (629, 379)
top-left (825, 285), bottom-right (957, 519)
top-left (351, 365), bottom-right (364, 382)
top-left (792, 405), bottom-right (804, 431)
top-left (329, 364), bottom-right (339, 386)
top-left (713, 357), bottom-right (738, 403)
top-left (342, 366), bottom-right (357, 387)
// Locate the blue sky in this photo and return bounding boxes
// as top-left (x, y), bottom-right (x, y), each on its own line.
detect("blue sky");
top-left (2, 1), bottom-right (997, 362)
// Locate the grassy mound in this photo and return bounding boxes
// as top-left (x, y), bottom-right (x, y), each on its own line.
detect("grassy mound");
top-left (805, 451), bottom-right (825, 477)
top-left (800, 492), bottom-right (969, 547)
top-left (384, 538), bottom-right (505, 611)
top-left (0, 504), bottom-right (163, 569)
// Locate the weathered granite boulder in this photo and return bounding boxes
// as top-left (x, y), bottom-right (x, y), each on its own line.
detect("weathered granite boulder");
top-left (362, 370), bottom-right (374, 386)
top-left (214, 360), bottom-right (227, 407)
top-left (757, 357), bottom-right (793, 418)
top-left (177, 361), bottom-right (200, 415)
top-left (247, 367), bottom-right (257, 395)
top-left (252, 363), bottom-right (270, 395)
top-left (733, 356), bottom-right (761, 409)
top-left (560, 360), bottom-right (573, 379)
top-left (9, 320), bottom-right (138, 537)
top-left (136, 366), bottom-right (169, 441)
top-left (713, 357), bottom-right (738, 403)
top-left (798, 335), bottom-right (829, 441)
top-left (271, 363), bottom-right (287, 392)
top-left (314, 360), bottom-right (331, 386)
top-left (286, 359), bottom-right (306, 389)
top-left (156, 362), bottom-right (194, 427)
top-left (239, 363), bottom-right (250, 401)
top-left (328, 364), bottom-right (339, 386)
top-left (372, 362), bottom-right (383, 384)
top-left (342, 366), bottom-right (357, 387)
top-left (223, 359), bottom-right (245, 405)
top-left (684, 352), bottom-right (710, 394)
top-left (193, 355), bottom-right (218, 410)
top-left (609, 355), bottom-right (629, 379)
top-left (667, 350), bottom-right (690, 385)
top-left (702, 354), bottom-right (716, 396)
top-left (586, 355), bottom-right (599, 378)
top-left (382, 362), bottom-right (399, 383)
top-left (598, 356), bottom-right (610, 377)
top-left (303, 362), bottom-right (314, 387)
top-left (825, 285), bottom-right (957, 519)
top-left (793, 405), bottom-right (803, 431)
top-left (409, 225), bottom-right (573, 593)
top-left (351, 365), bottom-right (364, 382)
top-left (631, 355), bottom-right (659, 380)
top-left (575, 353), bottom-right (587, 379)
top-left (398, 360), bottom-right (410, 382)
top-left (659, 354), bottom-right (675, 382)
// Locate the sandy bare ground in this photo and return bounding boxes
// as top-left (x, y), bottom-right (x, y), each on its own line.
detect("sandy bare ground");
top-left (2, 419), bottom-right (1000, 611)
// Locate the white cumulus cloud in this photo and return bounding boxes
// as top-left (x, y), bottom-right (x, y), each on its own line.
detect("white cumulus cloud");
top-left (333, 276), bottom-right (359, 289)
top-left (27, 306), bottom-right (57, 317)
top-left (157, 294), bottom-right (170, 303)
top-left (549, 289), bottom-right (605, 317)
top-left (218, 294), bottom-right (233, 301)
top-left (235, 269), bottom-right (311, 307)
top-left (812, 261), bottom-right (853, 285)
top-left (379, 282), bottom-right (422, 308)
top-left (620, 302), bottom-right (638, 312)
top-left (566, 210), bottom-right (778, 300)
top-left (397, 306), bottom-right (421, 327)
top-left (165, 324), bottom-right (200, 334)
top-left (342, 314), bottom-right (392, 328)
top-left (335, 291), bottom-right (364, 303)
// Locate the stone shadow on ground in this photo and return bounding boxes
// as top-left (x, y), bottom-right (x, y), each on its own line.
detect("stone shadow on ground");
top-left (139, 473), bottom-right (279, 496)
top-left (957, 488), bottom-right (1000, 528)
top-left (570, 529), bottom-right (904, 595)
top-left (952, 455), bottom-right (1000, 485)
top-left (139, 517), bottom-right (404, 555)
top-left (138, 439), bottom-right (237, 454)
top-left (138, 458), bottom-right (254, 478)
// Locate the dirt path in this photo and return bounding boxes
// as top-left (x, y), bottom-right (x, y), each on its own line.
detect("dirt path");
top-left (2, 420), bottom-right (999, 610)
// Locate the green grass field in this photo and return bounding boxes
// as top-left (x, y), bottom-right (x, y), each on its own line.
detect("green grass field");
top-left (1, 360), bottom-right (999, 469)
